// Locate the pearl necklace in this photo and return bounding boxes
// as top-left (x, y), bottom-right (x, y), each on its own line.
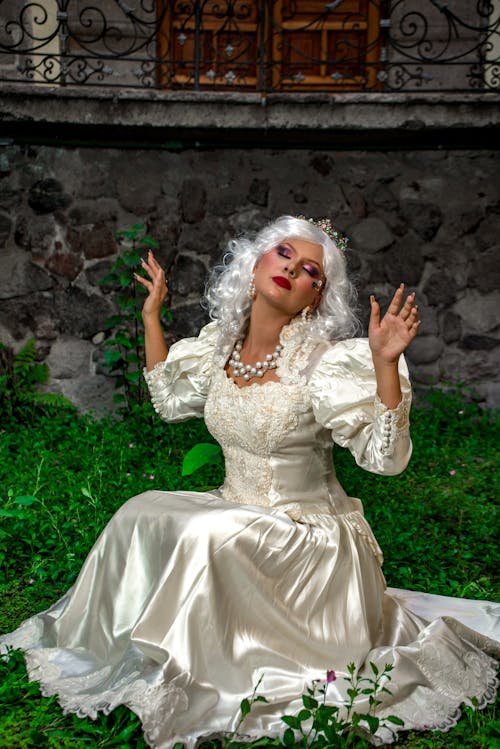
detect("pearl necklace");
top-left (229, 340), bottom-right (283, 381)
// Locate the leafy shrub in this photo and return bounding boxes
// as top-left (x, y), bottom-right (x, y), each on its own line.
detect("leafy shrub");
top-left (0, 339), bottom-right (70, 419)
top-left (100, 224), bottom-right (170, 414)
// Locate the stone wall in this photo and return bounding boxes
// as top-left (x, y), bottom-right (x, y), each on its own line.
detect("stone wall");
top-left (0, 143), bottom-right (499, 413)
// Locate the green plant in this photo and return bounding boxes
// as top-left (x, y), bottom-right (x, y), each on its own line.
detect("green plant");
top-left (278, 664), bottom-right (402, 749)
top-left (0, 339), bottom-right (70, 419)
top-left (100, 224), bottom-right (166, 414)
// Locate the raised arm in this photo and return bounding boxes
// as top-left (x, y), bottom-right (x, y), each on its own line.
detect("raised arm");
top-left (368, 284), bottom-right (420, 409)
top-left (134, 250), bottom-right (169, 371)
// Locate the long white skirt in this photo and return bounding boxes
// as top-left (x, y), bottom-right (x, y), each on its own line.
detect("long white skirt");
top-left (1, 490), bottom-right (499, 747)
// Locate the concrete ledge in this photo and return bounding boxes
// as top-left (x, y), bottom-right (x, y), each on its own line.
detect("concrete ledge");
top-left (1, 84), bottom-right (500, 129)
top-left (1, 85), bottom-right (499, 149)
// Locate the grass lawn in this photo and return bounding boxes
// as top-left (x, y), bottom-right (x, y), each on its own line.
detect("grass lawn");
top-left (0, 390), bottom-right (498, 749)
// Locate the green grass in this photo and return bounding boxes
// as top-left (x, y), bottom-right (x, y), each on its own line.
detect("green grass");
top-left (0, 392), bottom-right (498, 749)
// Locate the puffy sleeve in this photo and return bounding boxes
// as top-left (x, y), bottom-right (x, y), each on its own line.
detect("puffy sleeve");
top-left (143, 321), bottom-right (219, 422)
top-left (308, 338), bottom-right (412, 476)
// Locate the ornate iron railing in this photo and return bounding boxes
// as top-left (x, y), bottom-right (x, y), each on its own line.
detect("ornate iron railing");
top-left (0, 1), bottom-right (498, 93)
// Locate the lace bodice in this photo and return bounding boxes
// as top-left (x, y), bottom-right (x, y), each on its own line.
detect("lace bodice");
top-left (144, 318), bottom-right (412, 519)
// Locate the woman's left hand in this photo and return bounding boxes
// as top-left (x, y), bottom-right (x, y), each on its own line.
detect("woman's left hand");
top-left (368, 284), bottom-right (420, 364)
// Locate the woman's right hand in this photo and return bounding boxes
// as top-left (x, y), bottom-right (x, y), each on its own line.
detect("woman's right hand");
top-left (134, 250), bottom-right (168, 321)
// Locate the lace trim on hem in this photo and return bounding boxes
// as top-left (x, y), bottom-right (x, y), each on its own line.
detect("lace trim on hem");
top-left (2, 643), bottom-right (188, 749)
top-left (378, 665), bottom-right (498, 741)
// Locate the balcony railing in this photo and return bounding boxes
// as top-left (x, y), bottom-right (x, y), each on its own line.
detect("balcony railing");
top-left (0, 1), bottom-right (498, 94)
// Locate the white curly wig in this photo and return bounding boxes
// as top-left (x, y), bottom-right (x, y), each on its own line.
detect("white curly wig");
top-left (205, 215), bottom-right (360, 346)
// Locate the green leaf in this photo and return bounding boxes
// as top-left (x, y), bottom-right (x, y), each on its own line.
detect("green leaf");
top-left (123, 251), bottom-right (142, 267)
top-left (103, 350), bottom-right (123, 366)
top-left (0, 508), bottom-right (26, 518)
top-left (254, 695), bottom-right (269, 704)
top-left (282, 715), bottom-right (300, 730)
top-left (80, 487), bottom-right (93, 498)
top-left (240, 697), bottom-right (251, 719)
top-left (99, 272), bottom-right (118, 285)
top-left (118, 273), bottom-right (133, 287)
top-left (104, 315), bottom-right (123, 329)
top-left (115, 332), bottom-right (134, 349)
top-left (385, 715), bottom-right (404, 726)
top-left (181, 443), bottom-right (222, 476)
top-left (369, 662), bottom-right (379, 677)
top-left (361, 714), bottom-right (379, 734)
top-left (125, 353), bottom-right (142, 365)
top-left (14, 495), bottom-right (38, 506)
top-left (297, 709), bottom-right (311, 722)
top-left (139, 236), bottom-right (159, 249)
top-left (124, 371), bottom-right (141, 384)
top-left (302, 695), bottom-right (318, 710)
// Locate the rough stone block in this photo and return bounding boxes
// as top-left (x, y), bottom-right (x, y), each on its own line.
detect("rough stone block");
top-left (180, 178), bottom-right (207, 224)
top-left (47, 374), bottom-right (116, 416)
top-left (45, 252), bottom-right (84, 281)
top-left (68, 198), bottom-right (120, 227)
top-left (441, 311), bottom-right (462, 343)
top-left (68, 223), bottom-right (117, 260)
top-left (453, 290), bottom-right (500, 334)
top-left (475, 214), bottom-right (500, 251)
top-left (178, 220), bottom-right (224, 260)
top-left (400, 200), bottom-right (443, 241)
top-left (45, 336), bottom-right (93, 379)
top-left (460, 334), bottom-right (499, 351)
top-left (309, 154), bottom-right (333, 176)
top-left (423, 272), bottom-right (458, 307)
top-left (169, 255), bottom-right (207, 298)
top-left (35, 318), bottom-right (58, 340)
top-left (468, 245), bottom-right (500, 294)
top-left (247, 178), bottom-right (269, 208)
top-left (406, 335), bottom-right (444, 364)
top-left (384, 231), bottom-right (424, 287)
top-left (0, 212), bottom-right (12, 247)
top-left (53, 287), bottom-right (114, 339)
top-left (28, 178), bottom-right (72, 215)
top-left (166, 303), bottom-right (210, 341)
top-left (344, 188), bottom-right (367, 219)
top-left (0, 251), bottom-right (53, 300)
top-left (349, 217), bottom-right (393, 253)
top-left (366, 183), bottom-right (398, 212)
top-left (14, 214), bottom-right (56, 254)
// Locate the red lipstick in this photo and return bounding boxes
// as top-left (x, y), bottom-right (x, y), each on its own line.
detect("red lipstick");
top-left (272, 276), bottom-right (292, 290)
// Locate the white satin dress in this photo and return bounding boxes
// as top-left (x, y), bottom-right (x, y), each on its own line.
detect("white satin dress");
top-left (1, 318), bottom-right (499, 748)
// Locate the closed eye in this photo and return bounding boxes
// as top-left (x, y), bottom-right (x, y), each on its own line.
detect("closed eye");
top-left (303, 264), bottom-right (320, 278)
top-left (276, 244), bottom-right (292, 259)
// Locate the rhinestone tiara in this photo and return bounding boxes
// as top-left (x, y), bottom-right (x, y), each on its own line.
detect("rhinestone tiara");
top-left (297, 215), bottom-right (349, 253)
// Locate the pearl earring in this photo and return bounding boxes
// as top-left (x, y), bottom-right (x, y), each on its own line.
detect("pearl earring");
top-left (248, 274), bottom-right (256, 300)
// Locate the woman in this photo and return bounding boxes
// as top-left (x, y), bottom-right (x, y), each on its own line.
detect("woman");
top-left (1, 216), bottom-right (498, 747)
